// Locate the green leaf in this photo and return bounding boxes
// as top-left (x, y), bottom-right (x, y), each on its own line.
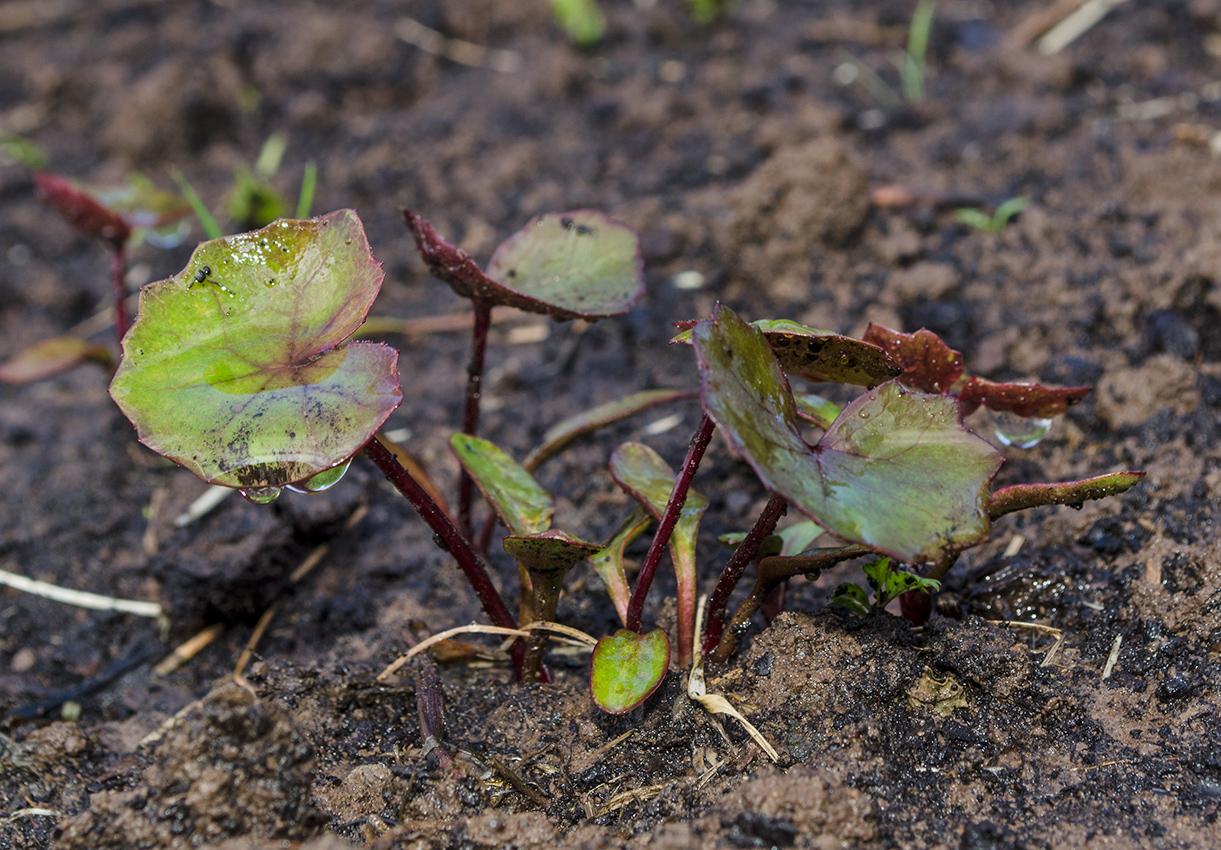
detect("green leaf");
top-left (862, 557), bottom-right (940, 607)
top-left (522, 388), bottom-right (695, 471)
top-left (693, 305), bottom-right (1002, 564)
top-left (109, 210), bottom-right (402, 490)
top-left (485, 211), bottom-right (644, 319)
top-left (589, 508), bottom-right (652, 626)
top-left (590, 628), bottom-right (670, 714)
top-left (405, 209), bottom-right (644, 320)
top-left (450, 434), bottom-right (554, 536)
top-left (830, 583), bottom-right (871, 617)
top-left (794, 393), bottom-right (842, 429)
top-left (503, 530), bottom-right (601, 575)
top-left (609, 441), bottom-right (708, 661)
top-left (550, 0), bottom-right (605, 45)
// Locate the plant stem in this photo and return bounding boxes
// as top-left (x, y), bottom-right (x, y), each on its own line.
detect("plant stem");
top-left (402, 624), bottom-right (452, 769)
top-left (624, 414), bottom-right (716, 634)
top-left (362, 436), bottom-right (526, 676)
top-left (701, 494), bottom-right (786, 659)
top-left (111, 240), bottom-right (128, 346)
top-left (458, 298), bottom-right (493, 539)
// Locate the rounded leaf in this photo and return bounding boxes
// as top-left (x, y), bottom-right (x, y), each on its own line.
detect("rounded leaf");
top-left (110, 211), bottom-right (402, 489)
top-left (590, 628), bottom-right (671, 714)
top-left (485, 211), bottom-right (644, 319)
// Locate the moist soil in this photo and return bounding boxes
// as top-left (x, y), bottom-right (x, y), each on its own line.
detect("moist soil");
top-left (2, 1), bottom-right (1221, 848)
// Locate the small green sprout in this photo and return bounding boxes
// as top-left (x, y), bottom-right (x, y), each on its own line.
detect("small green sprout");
top-left (955, 196), bottom-right (1031, 233)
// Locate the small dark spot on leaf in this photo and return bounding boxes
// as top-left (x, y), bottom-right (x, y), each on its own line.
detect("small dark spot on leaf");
top-left (561, 217), bottom-right (575, 230)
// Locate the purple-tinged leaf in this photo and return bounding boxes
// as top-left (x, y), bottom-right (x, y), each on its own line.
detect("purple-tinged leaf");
top-left (503, 530), bottom-right (602, 575)
top-left (405, 208), bottom-right (645, 321)
top-left (450, 433), bottom-right (553, 536)
top-left (590, 508), bottom-right (652, 626)
top-left (35, 173), bottom-right (131, 244)
top-left (522, 388), bottom-right (696, 472)
top-left (989, 471), bottom-right (1145, 519)
top-left (693, 305), bottom-right (1002, 564)
top-left (485, 210), bottom-right (644, 319)
top-left (959, 376), bottom-right (1090, 418)
top-left (110, 211), bottom-right (401, 490)
top-left (610, 442), bottom-right (708, 666)
top-left (752, 319), bottom-right (900, 387)
top-left (0, 336), bottom-right (114, 384)
top-left (862, 323), bottom-right (964, 394)
top-left (590, 628), bottom-right (670, 714)
top-left (863, 323), bottom-right (1091, 418)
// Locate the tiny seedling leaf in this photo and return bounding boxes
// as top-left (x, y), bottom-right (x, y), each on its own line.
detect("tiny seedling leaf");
top-left (862, 557), bottom-right (940, 607)
top-left (609, 441), bottom-right (708, 661)
top-left (693, 305), bottom-right (1002, 564)
top-left (450, 433), bottom-right (554, 536)
top-left (109, 210), bottom-right (401, 490)
top-left (590, 628), bottom-right (670, 714)
top-left (589, 508), bottom-right (652, 626)
top-left (830, 583), bottom-right (871, 617)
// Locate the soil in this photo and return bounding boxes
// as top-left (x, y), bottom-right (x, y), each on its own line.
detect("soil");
top-left (2, 1), bottom-right (1221, 848)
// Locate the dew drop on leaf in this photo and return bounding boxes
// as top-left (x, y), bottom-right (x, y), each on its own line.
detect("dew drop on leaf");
top-left (239, 486), bottom-right (282, 504)
top-left (284, 459), bottom-right (351, 494)
top-left (987, 410), bottom-right (1052, 449)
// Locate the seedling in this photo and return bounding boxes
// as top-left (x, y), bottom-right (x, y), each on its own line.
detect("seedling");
top-left (104, 202), bottom-right (1142, 718)
top-left (403, 208), bottom-right (643, 538)
top-left (955, 196), bottom-right (1031, 233)
top-left (834, 0), bottom-right (936, 113)
top-left (34, 172), bottom-right (190, 343)
top-left (550, 0), bottom-right (604, 46)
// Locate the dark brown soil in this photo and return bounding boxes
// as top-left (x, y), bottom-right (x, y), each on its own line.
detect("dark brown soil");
top-left (3, 1), bottom-right (1221, 848)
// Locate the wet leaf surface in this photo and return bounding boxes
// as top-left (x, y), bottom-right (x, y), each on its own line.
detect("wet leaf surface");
top-left (589, 628), bottom-right (670, 714)
top-left (405, 208), bottom-right (644, 320)
top-left (451, 433), bottom-right (554, 536)
top-left (109, 210), bottom-right (401, 489)
top-left (694, 305), bottom-right (1002, 563)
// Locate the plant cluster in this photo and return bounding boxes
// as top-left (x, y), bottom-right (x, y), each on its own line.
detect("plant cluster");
top-left (14, 178), bottom-right (1141, 715)
top-left (91, 204), bottom-right (1141, 714)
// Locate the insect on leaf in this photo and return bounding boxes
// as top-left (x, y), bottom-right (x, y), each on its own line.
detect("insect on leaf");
top-left (109, 210), bottom-right (402, 490)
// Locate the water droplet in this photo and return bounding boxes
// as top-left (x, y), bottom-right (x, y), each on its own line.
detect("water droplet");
top-left (285, 459), bottom-right (351, 494)
top-left (239, 486), bottom-right (282, 504)
top-left (987, 410), bottom-right (1053, 449)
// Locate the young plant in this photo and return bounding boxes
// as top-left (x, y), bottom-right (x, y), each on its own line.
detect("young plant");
top-left (550, 0), bottom-right (605, 46)
top-left (107, 210), bottom-right (526, 671)
top-left (954, 196), bottom-right (1031, 233)
top-left (403, 208), bottom-right (643, 538)
top-left (30, 172), bottom-right (189, 350)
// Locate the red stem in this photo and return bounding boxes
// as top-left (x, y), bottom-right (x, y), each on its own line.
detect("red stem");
top-left (458, 299), bottom-right (493, 538)
top-left (362, 437), bottom-right (525, 676)
top-left (624, 414), bottom-right (716, 634)
top-left (701, 494), bottom-right (787, 658)
top-left (111, 239), bottom-right (129, 346)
